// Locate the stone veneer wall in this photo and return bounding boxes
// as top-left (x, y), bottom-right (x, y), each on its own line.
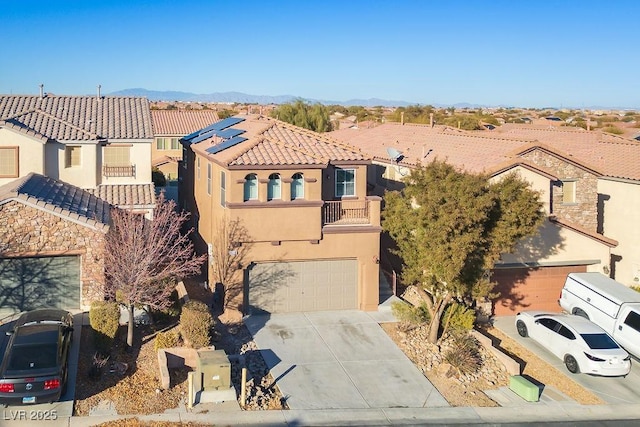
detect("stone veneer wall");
top-left (0, 201), bottom-right (106, 307)
top-left (521, 150), bottom-right (599, 232)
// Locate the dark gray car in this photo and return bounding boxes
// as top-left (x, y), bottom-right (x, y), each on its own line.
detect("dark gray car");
top-left (0, 309), bottom-right (74, 406)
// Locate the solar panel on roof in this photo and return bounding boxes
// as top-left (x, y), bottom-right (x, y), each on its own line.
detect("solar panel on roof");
top-left (205, 136), bottom-right (248, 154)
top-left (213, 128), bottom-right (245, 139)
top-left (183, 117), bottom-right (245, 143)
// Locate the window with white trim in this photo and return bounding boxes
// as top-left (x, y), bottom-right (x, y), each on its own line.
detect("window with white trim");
top-left (267, 173), bottom-right (281, 200)
top-left (335, 168), bottom-right (355, 197)
top-left (291, 173), bottom-right (304, 200)
top-left (244, 174), bottom-right (258, 201)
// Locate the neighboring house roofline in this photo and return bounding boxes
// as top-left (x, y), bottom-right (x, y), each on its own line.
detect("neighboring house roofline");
top-left (0, 173), bottom-right (111, 231)
top-left (488, 158), bottom-right (559, 180)
top-left (548, 215), bottom-right (618, 247)
top-left (509, 143), bottom-right (603, 177)
top-left (0, 119), bottom-right (50, 143)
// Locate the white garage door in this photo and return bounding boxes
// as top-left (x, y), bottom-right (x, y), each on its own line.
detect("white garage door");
top-left (0, 256), bottom-right (81, 320)
top-left (248, 259), bottom-right (358, 314)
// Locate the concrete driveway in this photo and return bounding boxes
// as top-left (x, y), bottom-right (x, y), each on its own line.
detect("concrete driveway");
top-left (494, 316), bottom-right (640, 404)
top-left (245, 310), bottom-right (447, 410)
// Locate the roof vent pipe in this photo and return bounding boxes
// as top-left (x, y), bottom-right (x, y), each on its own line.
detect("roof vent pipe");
top-left (401, 111), bottom-right (404, 125)
top-left (430, 113), bottom-right (434, 127)
top-left (587, 119), bottom-right (591, 131)
top-left (39, 83), bottom-right (44, 98)
top-left (97, 85), bottom-right (102, 99)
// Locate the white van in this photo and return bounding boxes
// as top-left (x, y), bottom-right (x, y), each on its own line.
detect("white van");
top-left (559, 272), bottom-right (640, 359)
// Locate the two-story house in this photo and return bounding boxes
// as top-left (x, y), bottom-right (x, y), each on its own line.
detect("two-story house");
top-left (330, 122), bottom-right (640, 316)
top-left (0, 92), bottom-right (155, 217)
top-left (150, 109), bottom-right (220, 181)
top-left (180, 114), bottom-right (382, 316)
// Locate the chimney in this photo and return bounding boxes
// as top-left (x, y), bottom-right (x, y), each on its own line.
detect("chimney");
top-left (401, 112), bottom-right (404, 125)
top-left (39, 83), bottom-right (44, 98)
top-left (430, 113), bottom-right (434, 127)
top-left (586, 119), bottom-right (591, 131)
top-left (97, 85), bottom-right (102, 99)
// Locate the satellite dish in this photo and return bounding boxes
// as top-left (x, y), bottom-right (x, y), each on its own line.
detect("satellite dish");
top-left (386, 147), bottom-right (404, 162)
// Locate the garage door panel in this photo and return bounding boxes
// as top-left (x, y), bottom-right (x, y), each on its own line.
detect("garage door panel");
top-left (249, 260), bottom-right (357, 314)
top-left (492, 265), bottom-right (587, 316)
top-left (0, 256), bottom-right (80, 319)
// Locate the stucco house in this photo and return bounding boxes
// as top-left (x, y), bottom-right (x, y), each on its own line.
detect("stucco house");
top-left (0, 173), bottom-right (110, 319)
top-left (330, 122), bottom-right (640, 316)
top-left (150, 109), bottom-right (219, 181)
top-left (0, 91), bottom-right (156, 217)
top-left (180, 114), bottom-right (382, 315)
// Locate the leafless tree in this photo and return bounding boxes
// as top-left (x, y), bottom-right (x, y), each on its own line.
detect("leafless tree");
top-left (104, 193), bottom-right (206, 348)
top-left (209, 217), bottom-right (251, 312)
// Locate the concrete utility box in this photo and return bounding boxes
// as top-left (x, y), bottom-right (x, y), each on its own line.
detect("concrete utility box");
top-left (197, 349), bottom-right (231, 391)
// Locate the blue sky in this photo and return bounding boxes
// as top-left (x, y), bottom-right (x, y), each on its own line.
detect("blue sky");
top-left (1, 0), bottom-right (638, 108)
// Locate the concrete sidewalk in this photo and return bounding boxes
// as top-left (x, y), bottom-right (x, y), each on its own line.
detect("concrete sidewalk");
top-left (27, 402), bottom-right (634, 426)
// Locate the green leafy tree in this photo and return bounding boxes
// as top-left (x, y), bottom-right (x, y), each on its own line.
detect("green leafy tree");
top-left (382, 161), bottom-right (543, 343)
top-left (271, 100), bottom-right (333, 132)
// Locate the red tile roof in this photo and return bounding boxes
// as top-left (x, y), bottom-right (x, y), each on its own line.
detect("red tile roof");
top-left (492, 125), bottom-right (640, 181)
top-left (329, 122), bottom-right (524, 173)
top-left (191, 115), bottom-right (370, 168)
top-left (151, 109), bottom-right (220, 135)
top-left (330, 122), bottom-right (640, 181)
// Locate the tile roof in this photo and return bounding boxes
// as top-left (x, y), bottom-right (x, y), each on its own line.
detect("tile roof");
top-left (330, 122), bottom-right (640, 182)
top-left (190, 114), bottom-right (370, 168)
top-left (0, 173), bottom-right (111, 230)
top-left (328, 122), bottom-right (525, 174)
top-left (491, 125), bottom-right (640, 181)
top-left (0, 95), bottom-right (153, 141)
top-left (151, 109), bottom-right (220, 135)
top-left (87, 184), bottom-right (156, 208)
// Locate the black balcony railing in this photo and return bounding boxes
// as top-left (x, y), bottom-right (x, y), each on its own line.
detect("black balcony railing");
top-left (323, 200), bottom-right (370, 225)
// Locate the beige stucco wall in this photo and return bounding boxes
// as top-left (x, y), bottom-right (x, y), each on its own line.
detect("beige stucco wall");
top-left (0, 201), bottom-right (106, 309)
top-left (491, 166), bottom-right (552, 214)
top-left (501, 218), bottom-right (610, 271)
top-left (192, 154), bottom-right (380, 313)
top-left (46, 142), bottom-right (99, 188)
top-left (598, 178), bottom-right (640, 286)
top-left (98, 141), bottom-right (153, 185)
top-left (0, 128), bottom-right (45, 186)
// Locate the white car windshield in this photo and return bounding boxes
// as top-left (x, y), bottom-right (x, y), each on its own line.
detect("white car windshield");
top-left (580, 333), bottom-right (619, 350)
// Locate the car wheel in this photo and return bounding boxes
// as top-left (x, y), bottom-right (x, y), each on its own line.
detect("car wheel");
top-left (516, 320), bottom-right (528, 337)
top-left (565, 355), bottom-right (580, 374)
top-left (573, 308), bottom-right (589, 320)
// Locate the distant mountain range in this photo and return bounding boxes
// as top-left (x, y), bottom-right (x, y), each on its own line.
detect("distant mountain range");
top-left (108, 88), bottom-right (452, 108)
top-left (106, 88), bottom-right (636, 110)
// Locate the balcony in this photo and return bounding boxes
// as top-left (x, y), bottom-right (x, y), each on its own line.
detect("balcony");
top-left (323, 199), bottom-right (372, 225)
top-left (103, 164), bottom-right (136, 177)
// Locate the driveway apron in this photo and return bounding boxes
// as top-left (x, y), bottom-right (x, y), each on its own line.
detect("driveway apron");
top-left (244, 310), bottom-right (447, 410)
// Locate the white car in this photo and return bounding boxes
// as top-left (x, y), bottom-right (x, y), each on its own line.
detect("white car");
top-left (515, 311), bottom-right (631, 377)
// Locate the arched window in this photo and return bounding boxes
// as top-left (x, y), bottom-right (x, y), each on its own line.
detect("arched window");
top-left (267, 173), bottom-right (281, 201)
top-left (291, 173), bottom-right (304, 200)
top-left (244, 174), bottom-right (258, 201)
